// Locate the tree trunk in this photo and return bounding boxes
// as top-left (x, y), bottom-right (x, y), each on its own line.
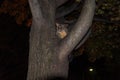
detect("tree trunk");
top-left (27, 0), bottom-right (68, 80)
top-left (27, 16), bottom-right (69, 80)
top-left (27, 0), bottom-right (95, 80)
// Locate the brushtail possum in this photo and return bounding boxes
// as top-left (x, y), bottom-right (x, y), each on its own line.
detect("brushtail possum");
top-left (56, 23), bottom-right (69, 39)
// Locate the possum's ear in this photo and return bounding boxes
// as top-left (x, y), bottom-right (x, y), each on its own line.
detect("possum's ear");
top-left (56, 23), bottom-right (61, 30)
top-left (56, 23), bottom-right (60, 27)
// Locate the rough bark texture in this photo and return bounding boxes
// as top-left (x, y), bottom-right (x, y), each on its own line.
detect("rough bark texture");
top-left (27, 0), bottom-right (95, 80)
top-left (27, 0), bottom-right (68, 80)
top-left (56, 0), bottom-right (68, 7)
top-left (58, 0), bottom-right (95, 61)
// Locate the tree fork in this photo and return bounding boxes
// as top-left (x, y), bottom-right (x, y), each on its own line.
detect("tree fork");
top-left (27, 0), bottom-right (69, 80)
top-left (27, 0), bottom-right (95, 80)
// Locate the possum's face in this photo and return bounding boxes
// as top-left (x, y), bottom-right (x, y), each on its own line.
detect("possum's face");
top-left (56, 23), bottom-right (68, 39)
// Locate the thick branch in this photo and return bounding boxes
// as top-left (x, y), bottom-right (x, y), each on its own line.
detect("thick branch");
top-left (29, 0), bottom-right (56, 22)
top-left (56, 0), bottom-right (80, 18)
top-left (56, 0), bottom-right (68, 7)
top-left (28, 0), bottom-right (43, 21)
top-left (58, 0), bottom-right (96, 60)
top-left (75, 27), bottom-right (92, 49)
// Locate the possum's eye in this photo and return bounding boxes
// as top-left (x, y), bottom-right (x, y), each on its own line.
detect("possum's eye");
top-left (56, 23), bottom-right (68, 30)
top-left (56, 23), bottom-right (61, 30)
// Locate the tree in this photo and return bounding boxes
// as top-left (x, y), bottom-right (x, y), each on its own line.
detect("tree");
top-left (27, 0), bottom-right (95, 80)
top-left (0, 0), bottom-right (120, 79)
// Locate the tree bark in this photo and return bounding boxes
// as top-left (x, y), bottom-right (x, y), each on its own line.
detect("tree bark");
top-left (27, 0), bottom-right (95, 80)
top-left (56, 0), bottom-right (68, 7)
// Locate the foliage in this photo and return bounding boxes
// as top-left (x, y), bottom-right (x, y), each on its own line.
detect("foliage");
top-left (86, 22), bottom-right (120, 62)
top-left (96, 0), bottom-right (120, 21)
top-left (0, 0), bottom-right (31, 25)
top-left (85, 0), bottom-right (120, 62)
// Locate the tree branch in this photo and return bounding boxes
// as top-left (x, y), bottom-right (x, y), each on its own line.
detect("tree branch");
top-left (29, 0), bottom-right (56, 22)
top-left (56, 0), bottom-right (68, 7)
top-left (56, 0), bottom-right (80, 18)
top-left (58, 0), bottom-right (96, 60)
top-left (28, 0), bottom-right (43, 21)
top-left (74, 27), bottom-right (92, 49)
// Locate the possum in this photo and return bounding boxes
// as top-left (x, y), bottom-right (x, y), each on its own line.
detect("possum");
top-left (56, 23), bottom-right (69, 39)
